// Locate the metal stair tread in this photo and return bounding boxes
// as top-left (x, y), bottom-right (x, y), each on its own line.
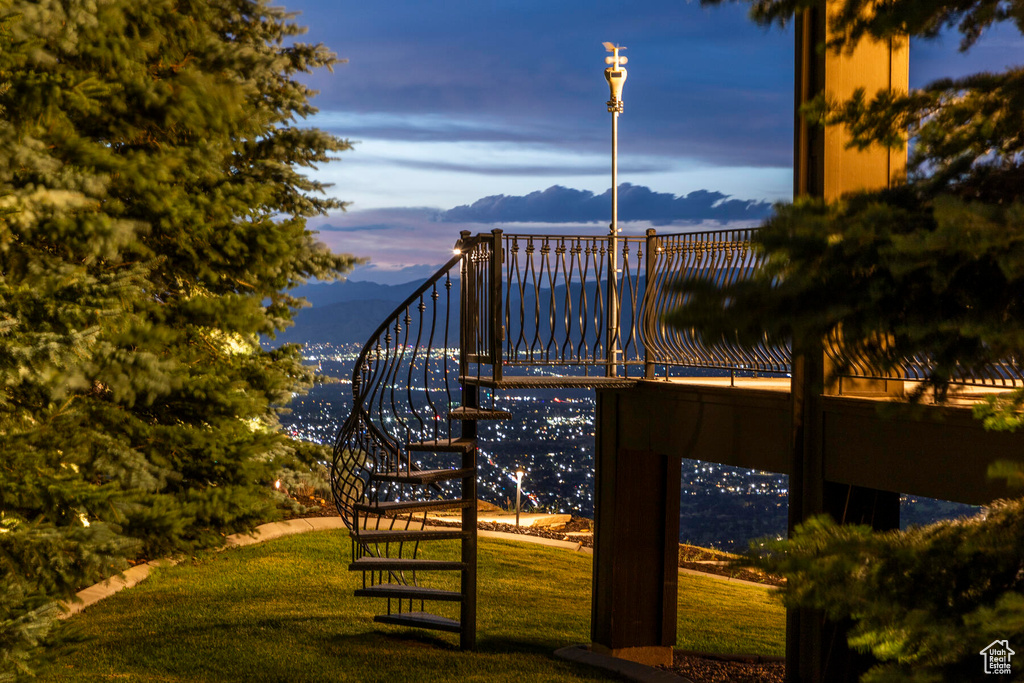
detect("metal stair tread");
top-left (373, 611), bottom-right (461, 633)
top-left (354, 498), bottom-right (474, 514)
top-left (355, 583), bottom-right (463, 602)
top-left (370, 468), bottom-right (474, 485)
top-left (407, 438), bottom-right (476, 453)
top-left (448, 406), bottom-right (512, 421)
top-left (356, 528), bottom-right (470, 543)
top-left (349, 557), bottom-right (467, 572)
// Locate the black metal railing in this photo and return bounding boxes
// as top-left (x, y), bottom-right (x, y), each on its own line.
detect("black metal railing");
top-left (642, 229), bottom-right (791, 375)
top-left (458, 227), bottom-right (792, 382)
top-left (471, 226), bottom-right (1023, 389)
top-left (500, 231), bottom-right (646, 370)
top-left (826, 330), bottom-right (1024, 390)
top-left (331, 234), bottom-right (482, 546)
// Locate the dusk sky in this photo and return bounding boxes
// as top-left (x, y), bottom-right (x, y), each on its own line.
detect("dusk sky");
top-left (281, 0), bottom-right (1023, 284)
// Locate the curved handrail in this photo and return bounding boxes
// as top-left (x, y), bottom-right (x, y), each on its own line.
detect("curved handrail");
top-left (330, 234), bottom-right (488, 553)
top-left (641, 229), bottom-right (791, 375)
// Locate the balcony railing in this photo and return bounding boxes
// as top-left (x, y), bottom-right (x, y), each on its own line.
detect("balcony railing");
top-left (459, 227), bottom-right (1024, 391)
top-left (461, 228), bottom-right (791, 383)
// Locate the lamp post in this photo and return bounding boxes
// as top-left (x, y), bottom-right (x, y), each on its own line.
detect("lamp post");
top-left (515, 467), bottom-right (526, 528)
top-left (603, 42), bottom-right (627, 378)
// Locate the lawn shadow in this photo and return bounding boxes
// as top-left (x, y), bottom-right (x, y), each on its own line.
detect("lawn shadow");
top-left (477, 630), bottom-right (587, 657)
top-left (329, 628), bottom-right (574, 658)
top-left (328, 628), bottom-right (460, 652)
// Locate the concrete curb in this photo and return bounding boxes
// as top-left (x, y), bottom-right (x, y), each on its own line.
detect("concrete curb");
top-left (678, 566), bottom-right (777, 589)
top-left (223, 516), bottom-right (347, 548)
top-left (554, 645), bottom-right (693, 682)
top-left (477, 527), bottom-right (593, 554)
top-left (62, 558), bottom-right (180, 618)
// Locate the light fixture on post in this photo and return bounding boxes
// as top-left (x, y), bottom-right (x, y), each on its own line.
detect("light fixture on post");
top-left (603, 42), bottom-right (627, 378)
top-left (514, 467), bottom-right (526, 528)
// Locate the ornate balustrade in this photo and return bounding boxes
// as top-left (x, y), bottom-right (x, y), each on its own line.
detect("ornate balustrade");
top-left (460, 228), bottom-right (792, 383)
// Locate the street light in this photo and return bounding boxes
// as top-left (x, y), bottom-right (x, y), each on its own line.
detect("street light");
top-left (603, 42), bottom-right (627, 378)
top-left (515, 467), bottom-right (526, 528)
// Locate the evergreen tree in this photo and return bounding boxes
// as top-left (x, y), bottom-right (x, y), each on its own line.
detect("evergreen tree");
top-left (669, 0), bottom-right (1024, 679)
top-left (0, 1), bottom-right (356, 676)
top-left (749, 499), bottom-right (1024, 682)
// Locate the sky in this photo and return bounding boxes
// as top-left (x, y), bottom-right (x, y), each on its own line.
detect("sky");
top-left (279, 0), bottom-right (1024, 284)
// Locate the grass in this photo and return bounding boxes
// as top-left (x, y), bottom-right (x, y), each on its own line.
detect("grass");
top-left (678, 544), bottom-right (740, 563)
top-left (676, 571), bottom-right (784, 655)
top-left (40, 530), bottom-right (784, 682)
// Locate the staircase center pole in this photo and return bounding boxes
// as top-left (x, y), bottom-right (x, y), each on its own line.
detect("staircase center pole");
top-left (460, 404), bottom-right (477, 651)
top-left (457, 229), bottom-right (478, 650)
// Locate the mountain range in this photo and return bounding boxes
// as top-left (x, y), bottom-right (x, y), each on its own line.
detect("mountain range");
top-left (273, 279), bottom-right (423, 345)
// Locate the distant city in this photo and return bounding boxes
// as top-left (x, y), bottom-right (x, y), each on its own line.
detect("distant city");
top-left (284, 341), bottom-right (978, 551)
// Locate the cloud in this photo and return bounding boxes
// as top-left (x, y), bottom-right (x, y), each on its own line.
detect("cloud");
top-left (314, 223), bottom-right (403, 233)
top-left (362, 158), bottom-right (669, 177)
top-left (438, 183), bottom-right (773, 225)
top-left (307, 207), bottom-right (463, 273)
top-left (294, 0), bottom-right (797, 167)
top-left (310, 207), bottom-right (444, 233)
top-left (307, 185), bottom-right (776, 284)
top-left (310, 111), bottom-right (548, 145)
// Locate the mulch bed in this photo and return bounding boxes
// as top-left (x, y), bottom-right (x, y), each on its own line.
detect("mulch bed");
top-left (284, 494), bottom-right (337, 517)
top-left (678, 561), bottom-right (781, 587)
top-left (661, 651), bottom-right (785, 683)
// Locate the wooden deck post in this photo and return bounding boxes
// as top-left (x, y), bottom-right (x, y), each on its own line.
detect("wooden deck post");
top-left (788, 3), bottom-right (907, 680)
top-left (591, 391), bottom-right (681, 666)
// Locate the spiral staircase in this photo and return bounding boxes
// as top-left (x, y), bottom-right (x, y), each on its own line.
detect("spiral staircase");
top-left (329, 227), bottom-right (786, 648)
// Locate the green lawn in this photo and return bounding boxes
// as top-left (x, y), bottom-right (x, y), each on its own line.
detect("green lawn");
top-left (40, 531), bottom-right (784, 682)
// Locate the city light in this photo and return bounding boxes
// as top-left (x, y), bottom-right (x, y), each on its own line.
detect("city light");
top-left (281, 342), bottom-right (795, 550)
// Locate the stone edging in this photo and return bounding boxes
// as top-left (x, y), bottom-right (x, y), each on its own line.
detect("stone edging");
top-left (476, 527), bottom-right (594, 554)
